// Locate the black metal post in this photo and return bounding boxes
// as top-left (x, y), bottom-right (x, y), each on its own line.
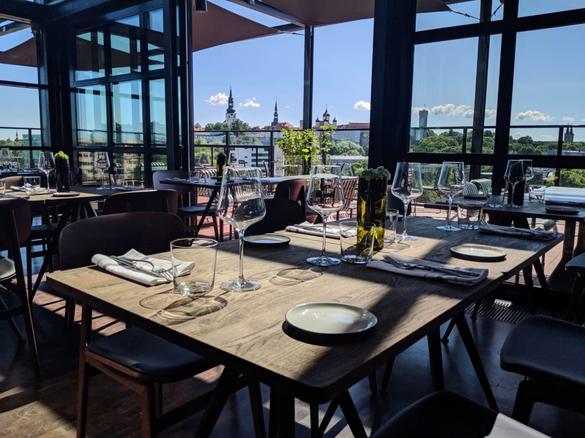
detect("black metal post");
top-left (368, 0), bottom-right (417, 172)
top-left (302, 25), bottom-right (314, 129)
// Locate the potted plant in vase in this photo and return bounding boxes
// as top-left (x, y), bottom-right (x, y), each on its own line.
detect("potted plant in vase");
top-left (54, 151), bottom-right (71, 193)
top-left (357, 166), bottom-right (391, 250)
top-left (277, 128), bottom-right (320, 174)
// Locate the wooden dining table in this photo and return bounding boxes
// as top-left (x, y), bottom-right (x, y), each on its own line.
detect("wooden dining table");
top-left (46, 216), bottom-right (562, 437)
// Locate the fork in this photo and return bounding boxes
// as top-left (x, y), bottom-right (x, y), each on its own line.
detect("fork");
top-left (383, 256), bottom-right (478, 277)
top-left (111, 256), bottom-right (173, 281)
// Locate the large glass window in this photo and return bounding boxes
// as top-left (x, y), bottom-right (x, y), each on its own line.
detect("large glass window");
top-left (75, 30), bottom-right (105, 80)
top-left (112, 80), bottom-right (143, 147)
top-left (519, 0), bottom-right (585, 17)
top-left (149, 79), bottom-right (166, 145)
top-left (111, 16), bottom-right (141, 76)
top-left (0, 20), bottom-right (39, 84)
top-left (75, 85), bottom-right (107, 147)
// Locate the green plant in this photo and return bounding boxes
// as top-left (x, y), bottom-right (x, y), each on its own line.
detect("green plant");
top-left (360, 166), bottom-right (391, 181)
top-left (277, 128), bottom-right (320, 172)
top-left (54, 150), bottom-right (69, 161)
top-left (318, 125), bottom-right (336, 161)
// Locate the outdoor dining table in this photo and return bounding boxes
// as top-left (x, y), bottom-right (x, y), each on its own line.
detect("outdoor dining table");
top-left (45, 216), bottom-right (562, 437)
top-left (4, 188), bottom-right (107, 297)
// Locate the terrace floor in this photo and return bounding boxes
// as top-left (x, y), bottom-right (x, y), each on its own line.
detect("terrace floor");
top-left (0, 207), bottom-right (582, 437)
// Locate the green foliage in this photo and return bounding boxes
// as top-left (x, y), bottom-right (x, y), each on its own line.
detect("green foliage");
top-left (318, 125), bottom-right (335, 158)
top-left (204, 119), bottom-right (251, 131)
top-left (329, 140), bottom-right (366, 156)
top-left (360, 166), bottom-right (391, 181)
top-left (54, 150), bottom-right (69, 161)
top-left (276, 128), bottom-right (320, 170)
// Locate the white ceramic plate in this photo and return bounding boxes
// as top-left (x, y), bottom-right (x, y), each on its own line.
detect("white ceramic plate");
top-left (450, 244), bottom-right (506, 262)
top-left (52, 191), bottom-right (80, 197)
top-left (243, 234), bottom-right (290, 247)
top-left (285, 303), bottom-right (377, 336)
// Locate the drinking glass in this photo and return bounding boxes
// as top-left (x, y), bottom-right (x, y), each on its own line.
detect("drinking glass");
top-left (436, 161), bottom-right (465, 231)
top-left (170, 238), bottom-right (218, 296)
top-left (0, 180), bottom-right (5, 196)
top-left (305, 165), bottom-right (345, 266)
top-left (217, 167), bottom-right (266, 292)
top-left (457, 201), bottom-right (484, 230)
top-left (339, 219), bottom-right (375, 264)
top-left (94, 151), bottom-right (111, 190)
top-left (24, 176), bottom-right (40, 193)
top-left (391, 162), bottom-right (423, 241)
top-left (504, 160), bottom-right (525, 208)
top-left (384, 206), bottom-right (399, 246)
top-left (38, 151), bottom-right (55, 190)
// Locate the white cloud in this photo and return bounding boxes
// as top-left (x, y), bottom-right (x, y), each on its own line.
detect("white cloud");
top-left (485, 108), bottom-right (497, 119)
top-left (514, 110), bottom-right (553, 122)
top-left (430, 103), bottom-right (474, 118)
top-left (240, 97), bottom-right (260, 108)
top-left (353, 100), bottom-right (371, 111)
top-left (205, 92), bottom-right (228, 106)
top-left (561, 116), bottom-right (576, 123)
top-left (411, 106), bottom-right (428, 113)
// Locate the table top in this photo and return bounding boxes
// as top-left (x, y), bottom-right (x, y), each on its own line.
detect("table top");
top-left (4, 189), bottom-right (106, 205)
top-left (162, 175), bottom-right (357, 189)
top-left (46, 216), bottom-right (561, 402)
top-left (483, 202), bottom-right (585, 222)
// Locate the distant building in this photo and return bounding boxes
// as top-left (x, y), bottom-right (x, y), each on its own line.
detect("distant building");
top-left (314, 107), bottom-right (337, 128)
top-left (411, 108), bottom-right (430, 144)
top-left (225, 88), bottom-right (236, 127)
top-left (564, 126), bottom-right (574, 144)
top-left (334, 122), bottom-right (370, 148)
top-left (268, 100), bottom-right (293, 130)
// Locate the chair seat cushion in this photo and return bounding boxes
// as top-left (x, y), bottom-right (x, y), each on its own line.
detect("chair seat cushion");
top-left (88, 327), bottom-right (216, 381)
top-left (179, 205), bottom-right (217, 215)
top-left (565, 252), bottom-right (585, 273)
top-left (373, 391), bottom-right (496, 438)
top-left (501, 315), bottom-right (585, 387)
top-left (0, 257), bottom-right (16, 281)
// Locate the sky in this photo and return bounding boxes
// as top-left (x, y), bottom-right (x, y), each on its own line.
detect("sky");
top-left (1, 0), bottom-right (585, 141)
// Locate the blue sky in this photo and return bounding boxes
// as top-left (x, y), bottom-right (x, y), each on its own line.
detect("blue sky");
top-left (1, 0), bottom-right (584, 141)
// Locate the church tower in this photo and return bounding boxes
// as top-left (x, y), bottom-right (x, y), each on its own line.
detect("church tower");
top-left (272, 100), bottom-right (279, 125)
top-left (225, 88), bottom-right (236, 127)
top-left (564, 125), bottom-right (574, 144)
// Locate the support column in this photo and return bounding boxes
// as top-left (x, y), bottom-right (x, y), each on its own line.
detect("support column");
top-left (302, 25), bottom-right (314, 129)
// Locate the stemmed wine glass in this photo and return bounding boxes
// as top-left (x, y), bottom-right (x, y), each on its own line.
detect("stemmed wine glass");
top-left (305, 165), bottom-right (345, 266)
top-left (391, 162), bottom-right (423, 241)
top-left (217, 167), bottom-right (266, 292)
top-left (436, 161), bottom-right (465, 232)
top-left (504, 160), bottom-right (526, 208)
top-left (38, 151), bottom-right (55, 191)
top-left (94, 151), bottom-right (111, 190)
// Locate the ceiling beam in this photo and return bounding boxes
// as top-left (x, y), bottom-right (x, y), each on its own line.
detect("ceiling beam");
top-left (48, 0), bottom-right (150, 23)
top-left (227, 0), bottom-right (305, 27)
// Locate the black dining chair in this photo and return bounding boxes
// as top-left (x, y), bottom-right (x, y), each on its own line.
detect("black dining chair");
top-left (102, 189), bottom-right (179, 215)
top-left (372, 391), bottom-right (498, 438)
top-left (0, 197), bottom-right (39, 382)
top-left (500, 314), bottom-right (585, 424)
top-left (246, 198), bottom-right (306, 235)
top-left (53, 212), bottom-right (263, 437)
top-left (153, 170), bottom-right (220, 239)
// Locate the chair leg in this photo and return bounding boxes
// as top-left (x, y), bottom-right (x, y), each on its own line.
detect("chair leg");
top-left (212, 215), bottom-right (220, 241)
top-left (26, 244), bottom-right (33, 297)
top-left (65, 298), bottom-right (76, 329)
top-left (427, 330), bottom-right (445, 391)
top-left (141, 384), bottom-right (156, 438)
top-left (153, 382), bottom-right (163, 419)
top-left (309, 403), bottom-right (320, 438)
top-left (18, 282), bottom-right (39, 383)
top-left (441, 318), bottom-right (457, 343)
top-left (77, 356), bottom-right (90, 438)
top-left (248, 382), bottom-right (266, 438)
top-left (512, 379), bottom-right (536, 424)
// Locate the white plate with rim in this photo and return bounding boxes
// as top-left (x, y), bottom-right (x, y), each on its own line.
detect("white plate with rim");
top-left (243, 234), bottom-right (290, 248)
top-left (52, 191), bottom-right (80, 197)
top-left (285, 302), bottom-right (377, 336)
top-left (449, 244), bottom-right (506, 262)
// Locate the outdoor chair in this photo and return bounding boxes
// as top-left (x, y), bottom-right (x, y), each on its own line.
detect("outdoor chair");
top-left (501, 315), bottom-right (585, 424)
top-left (102, 189), bottom-right (179, 215)
top-left (246, 198), bottom-right (305, 235)
top-left (51, 212), bottom-right (262, 437)
top-left (153, 170), bottom-right (219, 239)
top-left (0, 197), bottom-right (39, 382)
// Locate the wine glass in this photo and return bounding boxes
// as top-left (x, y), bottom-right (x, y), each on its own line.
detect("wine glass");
top-left (94, 151), bottom-right (111, 190)
top-left (38, 151), bottom-right (55, 191)
top-left (217, 167), bottom-right (266, 292)
top-left (391, 162), bottom-right (423, 241)
top-left (306, 165), bottom-right (345, 266)
top-left (504, 160), bottom-right (525, 208)
top-left (436, 161), bottom-right (465, 232)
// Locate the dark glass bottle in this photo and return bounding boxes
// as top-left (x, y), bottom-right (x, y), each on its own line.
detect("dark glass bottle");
top-left (357, 177), bottom-right (387, 250)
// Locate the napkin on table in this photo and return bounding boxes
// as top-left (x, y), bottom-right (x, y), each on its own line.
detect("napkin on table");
top-left (478, 223), bottom-right (557, 241)
top-left (485, 413), bottom-right (549, 438)
top-left (285, 221), bottom-right (350, 239)
top-left (367, 253), bottom-right (488, 285)
top-left (91, 249), bottom-right (193, 286)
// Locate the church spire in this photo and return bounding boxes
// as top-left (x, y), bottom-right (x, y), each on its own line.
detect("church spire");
top-left (273, 99), bottom-right (279, 124)
top-left (225, 87), bottom-right (236, 127)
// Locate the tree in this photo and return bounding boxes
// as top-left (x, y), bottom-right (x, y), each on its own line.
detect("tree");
top-left (204, 119), bottom-right (251, 131)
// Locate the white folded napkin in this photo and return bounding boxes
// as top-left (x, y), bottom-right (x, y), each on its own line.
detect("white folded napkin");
top-left (367, 254), bottom-right (488, 285)
top-left (478, 223), bottom-right (557, 241)
top-left (91, 249), bottom-right (193, 286)
top-left (485, 413), bottom-right (549, 438)
top-left (285, 221), bottom-right (348, 239)
top-left (10, 185), bottom-right (25, 191)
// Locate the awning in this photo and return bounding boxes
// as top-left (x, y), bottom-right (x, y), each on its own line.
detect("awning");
top-left (257, 0), bottom-right (471, 26)
top-left (192, 2), bottom-right (279, 51)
